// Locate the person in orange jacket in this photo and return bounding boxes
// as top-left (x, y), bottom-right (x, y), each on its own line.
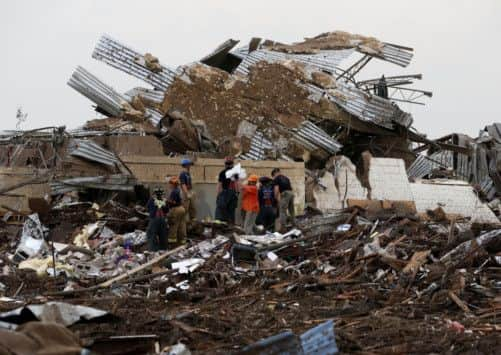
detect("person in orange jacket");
top-left (241, 174), bottom-right (259, 234)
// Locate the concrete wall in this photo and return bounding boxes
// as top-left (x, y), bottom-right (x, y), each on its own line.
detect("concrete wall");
top-left (0, 167), bottom-right (51, 213)
top-left (121, 156), bottom-right (305, 219)
top-left (369, 158), bottom-right (413, 201)
top-left (410, 180), bottom-right (498, 223)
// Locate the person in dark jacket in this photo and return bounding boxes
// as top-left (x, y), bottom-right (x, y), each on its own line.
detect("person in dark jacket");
top-left (215, 157), bottom-right (239, 223)
top-left (146, 188), bottom-right (169, 251)
top-left (257, 176), bottom-right (277, 232)
top-left (271, 168), bottom-right (296, 232)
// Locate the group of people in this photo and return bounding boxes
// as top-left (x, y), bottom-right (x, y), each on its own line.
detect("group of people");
top-left (146, 156), bottom-right (296, 251)
top-left (215, 157), bottom-right (296, 234)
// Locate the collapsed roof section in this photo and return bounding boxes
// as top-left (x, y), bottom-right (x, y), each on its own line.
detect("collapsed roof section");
top-left (67, 30), bottom-right (427, 163)
top-left (92, 35), bottom-right (178, 91)
top-left (259, 31), bottom-right (414, 67)
top-left (68, 66), bottom-right (163, 127)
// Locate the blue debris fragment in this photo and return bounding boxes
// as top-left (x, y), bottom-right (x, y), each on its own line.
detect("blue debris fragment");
top-left (238, 319), bottom-right (338, 355)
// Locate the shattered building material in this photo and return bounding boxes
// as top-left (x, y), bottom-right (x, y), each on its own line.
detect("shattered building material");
top-left (410, 180), bottom-right (499, 224)
top-left (262, 30), bottom-right (413, 67)
top-left (3, 30), bottom-right (501, 354)
top-left (92, 34), bottom-right (177, 91)
top-left (49, 174), bottom-right (137, 195)
top-left (68, 139), bottom-right (120, 167)
top-left (124, 87), bottom-right (165, 106)
top-left (232, 46), bottom-right (355, 76)
top-left (68, 66), bottom-right (163, 126)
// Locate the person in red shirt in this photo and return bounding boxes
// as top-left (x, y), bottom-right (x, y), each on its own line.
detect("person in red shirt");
top-left (241, 175), bottom-right (259, 234)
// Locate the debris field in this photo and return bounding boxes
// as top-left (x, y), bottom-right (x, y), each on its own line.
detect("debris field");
top-left (0, 30), bottom-right (500, 354)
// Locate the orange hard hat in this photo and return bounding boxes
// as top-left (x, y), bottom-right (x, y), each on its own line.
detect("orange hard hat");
top-left (248, 174), bottom-right (258, 183)
top-left (169, 176), bottom-right (179, 185)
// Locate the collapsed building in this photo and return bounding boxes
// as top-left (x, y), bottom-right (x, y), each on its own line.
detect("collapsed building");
top-left (0, 31), bottom-right (500, 354)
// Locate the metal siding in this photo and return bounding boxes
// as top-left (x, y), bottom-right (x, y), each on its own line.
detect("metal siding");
top-left (68, 139), bottom-right (119, 167)
top-left (92, 35), bottom-right (177, 91)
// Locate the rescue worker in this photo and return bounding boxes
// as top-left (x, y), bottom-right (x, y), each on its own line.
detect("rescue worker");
top-left (179, 158), bottom-right (196, 224)
top-left (241, 174), bottom-right (259, 234)
top-left (257, 176), bottom-right (277, 232)
top-left (215, 157), bottom-right (239, 223)
top-left (271, 168), bottom-right (296, 232)
top-left (146, 188), bottom-right (169, 251)
top-left (167, 176), bottom-right (187, 245)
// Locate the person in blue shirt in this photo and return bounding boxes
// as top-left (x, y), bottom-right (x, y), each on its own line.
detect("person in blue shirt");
top-left (179, 158), bottom-right (196, 224)
top-left (146, 188), bottom-right (169, 251)
top-left (167, 176), bottom-right (187, 245)
top-left (257, 176), bottom-right (277, 232)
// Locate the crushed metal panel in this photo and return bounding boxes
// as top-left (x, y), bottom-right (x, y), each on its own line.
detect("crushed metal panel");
top-left (379, 43), bottom-right (414, 67)
top-left (50, 175), bottom-right (136, 195)
top-left (292, 121), bottom-right (342, 155)
top-left (233, 47), bottom-right (355, 76)
top-left (239, 131), bottom-right (274, 161)
top-left (239, 331), bottom-right (302, 354)
top-left (407, 151), bottom-right (453, 179)
top-left (68, 139), bottom-right (118, 167)
top-left (92, 34), bottom-right (177, 91)
top-left (304, 82), bottom-right (412, 129)
top-left (300, 320), bottom-right (338, 355)
top-left (68, 66), bottom-right (162, 126)
top-left (124, 87), bottom-right (165, 105)
top-left (68, 66), bottom-right (125, 117)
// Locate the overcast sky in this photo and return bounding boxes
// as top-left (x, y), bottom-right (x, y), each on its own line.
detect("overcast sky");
top-left (2, 0), bottom-right (500, 138)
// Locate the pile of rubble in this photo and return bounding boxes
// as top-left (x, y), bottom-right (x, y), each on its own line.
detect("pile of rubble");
top-left (0, 30), bottom-right (500, 354)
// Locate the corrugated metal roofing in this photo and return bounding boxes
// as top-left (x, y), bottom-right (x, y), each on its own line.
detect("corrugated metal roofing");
top-left (304, 81), bottom-right (413, 129)
top-left (124, 87), bottom-right (165, 105)
top-left (68, 66), bottom-right (124, 117)
top-left (231, 47), bottom-right (412, 129)
top-left (68, 66), bottom-right (163, 126)
top-left (379, 43), bottom-right (414, 67)
top-left (292, 121), bottom-right (342, 154)
top-left (50, 175), bottom-right (136, 195)
top-left (233, 47), bottom-right (355, 76)
top-left (92, 34), bottom-right (177, 91)
top-left (68, 139), bottom-right (119, 167)
top-left (407, 151), bottom-right (453, 179)
top-left (239, 131), bottom-right (274, 160)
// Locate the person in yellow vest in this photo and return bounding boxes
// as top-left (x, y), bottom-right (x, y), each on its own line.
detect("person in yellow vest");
top-left (167, 176), bottom-right (187, 245)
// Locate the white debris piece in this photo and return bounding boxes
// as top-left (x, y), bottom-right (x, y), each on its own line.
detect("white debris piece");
top-left (171, 258), bottom-right (205, 274)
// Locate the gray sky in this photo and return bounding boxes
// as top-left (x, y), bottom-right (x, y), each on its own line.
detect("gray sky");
top-left (2, 0), bottom-right (500, 138)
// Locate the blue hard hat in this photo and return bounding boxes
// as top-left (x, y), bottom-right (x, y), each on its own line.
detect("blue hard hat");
top-left (181, 158), bottom-right (192, 166)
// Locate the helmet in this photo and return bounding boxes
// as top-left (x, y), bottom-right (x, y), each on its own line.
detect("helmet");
top-left (248, 174), bottom-right (258, 183)
top-left (181, 158), bottom-right (192, 167)
top-left (153, 187), bottom-right (164, 195)
top-left (169, 176), bottom-right (179, 185)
